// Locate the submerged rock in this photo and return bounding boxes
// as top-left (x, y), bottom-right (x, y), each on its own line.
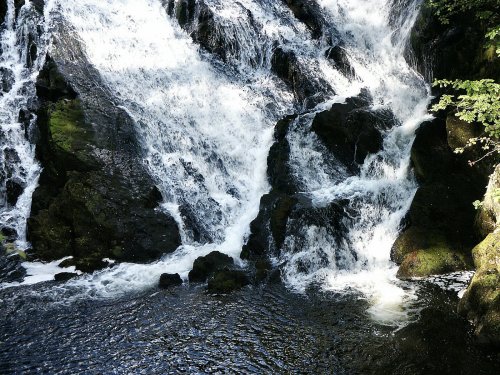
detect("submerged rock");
top-left (159, 273), bottom-right (183, 289)
top-left (188, 251), bottom-right (234, 283)
top-left (207, 269), bottom-right (250, 294)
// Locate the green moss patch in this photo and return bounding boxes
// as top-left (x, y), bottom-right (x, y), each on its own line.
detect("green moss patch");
top-left (48, 99), bottom-right (87, 153)
top-left (397, 246), bottom-right (472, 279)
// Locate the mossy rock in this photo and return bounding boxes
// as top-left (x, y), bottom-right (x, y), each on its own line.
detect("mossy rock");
top-left (207, 269), bottom-right (250, 294)
top-left (391, 227), bottom-right (449, 265)
top-left (397, 246), bottom-right (472, 279)
top-left (458, 232), bottom-right (500, 345)
top-left (475, 164), bottom-right (500, 238)
top-left (48, 99), bottom-right (93, 157)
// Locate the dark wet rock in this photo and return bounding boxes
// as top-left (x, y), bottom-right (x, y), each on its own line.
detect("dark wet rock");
top-left (159, 273), bottom-right (183, 289)
top-left (326, 44), bottom-right (355, 77)
top-left (311, 93), bottom-right (389, 167)
top-left (244, 92), bottom-right (387, 264)
top-left (0, 1), bottom-right (7, 25)
top-left (408, 0), bottom-right (499, 82)
top-left (30, 0), bottom-right (44, 14)
top-left (267, 115), bottom-right (298, 195)
top-left (410, 118), bottom-right (454, 182)
top-left (207, 269), bottom-right (250, 293)
top-left (282, 0), bottom-right (324, 39)
top-left (5, 178), bottom-right (23, 205)
top-left (54, 272), bottom-right (77, 282)
top-left (27, 29), bottom-right (181, 272)
top-left (0, 67), bottom-right (14, 93)
top-left (0, 244), bottom-right (26, 283)
top-left (394, 115), bottom-right (494, 279)
top-left (174, 0), bottom-right (196, 27)
top-left (242, 116), bottom-right (298, 261)
top-left (271, 47), bottom-right (331, 106)
top-left (35, 56), bottom-right (77, 101)
top-left (1, 227), bottom-right (17, 241)
top-left (14, 0), bottom-right (25, 18)
top-left (188, 251), bottom-right (234, 283)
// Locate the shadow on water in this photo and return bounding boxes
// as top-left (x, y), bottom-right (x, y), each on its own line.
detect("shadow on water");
top-left (0, 281), bottom-right (498, 374)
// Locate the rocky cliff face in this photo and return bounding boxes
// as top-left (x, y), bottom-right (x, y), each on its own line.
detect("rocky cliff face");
top-left (400, 0), bottom-right (499, 344)
top-left (407, 0), bottom-right (499, 82)
top-left (27, 24), bottom-right (181, 272)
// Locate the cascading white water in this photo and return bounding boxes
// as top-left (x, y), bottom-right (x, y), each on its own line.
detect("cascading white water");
top-left (281, 0), bottom-right (432, 321)
top-left (0, 1), bottom-right (52, 248)
top-left (2, 0), bottom-right (433, 319)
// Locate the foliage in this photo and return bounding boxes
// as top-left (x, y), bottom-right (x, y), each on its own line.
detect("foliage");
top-left (429, 0), bottom-right (500, 58)
top-left (428, 0), bottom-right (497, 24)
top-left (432, 79), bottom-right (499, 166)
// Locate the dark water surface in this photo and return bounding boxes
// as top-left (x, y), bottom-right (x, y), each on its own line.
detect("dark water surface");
top-left (1, 281), bottom-right (499, 374)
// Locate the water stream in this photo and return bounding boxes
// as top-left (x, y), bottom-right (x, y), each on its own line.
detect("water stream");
top-left (1, 1), bottom-right (499, 373)
top-left (1, 0), bottom-right (432, 308)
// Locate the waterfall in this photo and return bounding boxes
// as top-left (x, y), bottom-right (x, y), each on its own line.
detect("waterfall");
top-left (0, 1), bottom-right (52, 249)
top-left (282, 0), bottom-right (431, 321)
top-left (1, 0), bottom-right (431, 318)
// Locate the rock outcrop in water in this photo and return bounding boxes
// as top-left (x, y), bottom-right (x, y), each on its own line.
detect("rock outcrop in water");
top-left (27, 30), bottom-right (181, 272)
top-left (243, 91), bottom-right (396, 276)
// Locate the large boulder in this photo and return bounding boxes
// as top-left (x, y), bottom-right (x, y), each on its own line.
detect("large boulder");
top-left (311, 92), bottom-right (391, 168)
top-left (458, 165), bottom-right (500, 345)
top-left (27, 28), bottom-right (181, 272)
top-left (475, 165), bottom-right (500, 238)
top-left (188, 251), bottom-right (234, 283)
top-left (397, 247), bottom-right (472, 279)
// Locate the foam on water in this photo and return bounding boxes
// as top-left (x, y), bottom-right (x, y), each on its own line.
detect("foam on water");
top-left (281, 0), bottom-right (431, 322)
